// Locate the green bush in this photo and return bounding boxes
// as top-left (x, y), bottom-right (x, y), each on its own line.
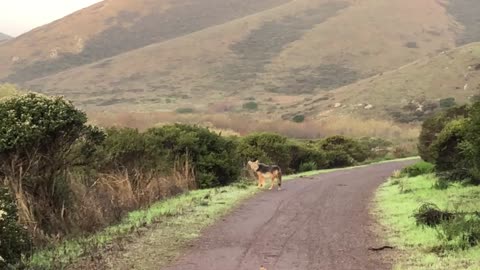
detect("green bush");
top-left (418, 105), bottom-right (469, 162)
top-left (437, 216), bottom-right (480, 250)
top-left (400, 161), bottom-right (435, 177)
top-left (237, 132), bottom-right (291, 171)
top-left (462, 102), bottom-right (480, 184)
top-left (358, 137), bottom-right (393, 159)
top-left (146, 124), bottom-right (241, 188)
top-left (318, 136), bottom-right (368, 168)
top-left (0, 93), bottom-right (102, 234)
top-left (439, 97), bottom-right (456, 108)
top-left (0, 187), bottom-right (32, 268)
top-left (291, 115), bottom-right (305, 123)
top-left (287, 142), bottom-right (327, 173)
top-left (242, 101), bottom-right (258, 111)
top-left (299, 161), bottom-right (317, 172)
top-left (431, 119), bottom-right (469, 180)
top-left (175, 107), bottom-right (194, 114)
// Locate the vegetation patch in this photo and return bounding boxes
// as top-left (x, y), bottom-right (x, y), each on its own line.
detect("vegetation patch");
top-left (175, 107), bottom-right (195, 114)
top-left (242, 101), bottom-right (258, 111)
top-left (375, 174), bottom-right (480, 269)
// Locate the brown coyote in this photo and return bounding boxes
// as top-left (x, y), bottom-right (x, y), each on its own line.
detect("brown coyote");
top-left (247, 160), bottom-right (282, 190)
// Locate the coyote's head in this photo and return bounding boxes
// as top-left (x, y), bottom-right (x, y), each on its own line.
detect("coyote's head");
top-left (247, 160), bottom-right (259, 171)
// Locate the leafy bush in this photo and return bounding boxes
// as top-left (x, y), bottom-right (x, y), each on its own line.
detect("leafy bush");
top-left (242, 101), bottom-right (258, 111)
top-left (237, 132), bottom-right (291, 171)
top-left (439, 97), bottom-right (456, 108)
top-left (0, 187), bottom-right (32, 268)
top-left (431, 119), bottom-right (469, 180)
top-left (418, 105), bottom-right (469, 162)
top-left (358, 137), bottom-right (393, 159)
top-left (413, 203), bottom-right (454, 227)
top-left (462, 102), bottom-right (480, 184)
top-left (318, 136), bottom-right (368, 168)
top-left (287, 142), bottom-right (327, 173)
top-left (299, 161), bottom-right (317, 172)
top-left (400, 161), bottom-right (435, 177)
top-left (0, 93), bottom-right (102, 234)
top-left (437, 215), bottom-right (480, 250)
top-left (146, 124), bottom-right (241, 188)
top-left (291, 115), bottom-right (305, 123)
top-left (175, 107), bottom-right (194, 114)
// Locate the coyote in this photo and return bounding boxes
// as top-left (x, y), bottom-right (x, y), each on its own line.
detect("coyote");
top-left (247, 160), bottom-right (282, 190)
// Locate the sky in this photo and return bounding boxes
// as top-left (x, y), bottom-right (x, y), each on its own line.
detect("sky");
top-left (0, 0), bottom-right (102, 37)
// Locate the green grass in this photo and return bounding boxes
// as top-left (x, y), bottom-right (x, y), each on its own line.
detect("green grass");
top-left (375, 174), bottom-right (480, 270)
top-left (27, 184), bottom-right (260, 269)
top-left (26, 156), bottom-right (417, 269)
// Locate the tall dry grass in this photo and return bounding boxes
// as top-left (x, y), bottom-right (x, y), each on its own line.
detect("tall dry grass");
top-left (6, 159), bottom-right (195, 245)
top-left (87, 111), bottom-right (420, 143)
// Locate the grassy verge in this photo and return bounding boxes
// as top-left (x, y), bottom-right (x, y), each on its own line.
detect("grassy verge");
top-left (375, 174), bottom-right (480, 270)
top-left (291, 156), bottom-right (419, 178)
top-left (27, 157), bottom-right (417, 269)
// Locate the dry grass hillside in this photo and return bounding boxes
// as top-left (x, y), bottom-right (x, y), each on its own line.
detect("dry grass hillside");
top-left (0, 33), bottom-right (11, 42)
top-left (1, 0), bottom-right (479, 126)
top-left (15, 0), bottom-right (465, 109)
top-left (287, 42), bottom-right (480, 122)
top-left (0, 0), bottom-right (290, 82)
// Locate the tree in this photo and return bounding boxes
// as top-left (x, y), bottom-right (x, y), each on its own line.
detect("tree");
top-left (0, 93), bottom-right (103, 233)
top-left (418, 105), bottom-right (469, 162)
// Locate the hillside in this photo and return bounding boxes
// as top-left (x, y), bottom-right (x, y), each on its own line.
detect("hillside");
top-left (286, 42), bottom-right (480, 122)
top-left (1, 0), bottom-right (480, 123)
top-left (0, 33), bottom-right (11, 42)
top-left (0, 0), bottom-right (290, 82)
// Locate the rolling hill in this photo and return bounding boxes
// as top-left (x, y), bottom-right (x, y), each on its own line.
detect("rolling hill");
top-left (0, 33), bottom-right (11, 42)
top-left (284, 42), bottom-right (480, 122)
top-left (1, 0), bottom-right (480, 124)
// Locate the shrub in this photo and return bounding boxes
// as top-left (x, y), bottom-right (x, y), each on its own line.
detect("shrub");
top-left (175, 107), bottom-right (194, 114)
top-left (146, 124), bottom-right (241, 188)
top-left (292, 115), bottom-right (305, 123)
top-left (431, 118), bottom-right (469, 180)
top-left (237, 132), bottom-right (291, 171)
top-left (358, 137), bottom-right (393, 159)
top-left (0, 93), bottom-right (102, 235)
top-left (299, 161), bottom-right (317, 172)
top-left (0, 187), bottom-right (32, 268)
top-left (462, 101), bottom-right (480, 184)
top-left (287, 142), bottom-right (327, 173)
top-left (318, 136), bottom-right (368, 167)
top-left (400, 161), bottom-right (435, 177)
top-left (242, 101), bottom-right (258, 111)
top-left (439, 97), bottom-right (456, 108)
top-left (413, 203), bottom-right (454, 227)
top-left (437, 215), bottom-right (480, 250)
top-left (418, 105), bottom-right (469, 162)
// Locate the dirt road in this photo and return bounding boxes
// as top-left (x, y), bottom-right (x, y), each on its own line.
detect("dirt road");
top-left (162, 160), bottom-right (415, 270)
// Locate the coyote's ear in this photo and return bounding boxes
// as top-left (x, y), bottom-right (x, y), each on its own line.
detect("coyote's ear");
top-left (254, 160), bottom-right (259, 164)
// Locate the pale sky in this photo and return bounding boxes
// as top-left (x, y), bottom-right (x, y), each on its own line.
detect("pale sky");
top-left (0, 0), bottom-right (103, 37)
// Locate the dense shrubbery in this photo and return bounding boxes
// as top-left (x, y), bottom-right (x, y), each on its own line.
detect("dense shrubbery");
top-left (0, 187), bottom-right (32, 268)
top-left (0, 92), bottom-right (406, 260)
top-left (417, 102), bottom-right (480, 184)
top-left (318, 136), bottom-right (369, 167)
top-left (400, 161), bottom-right (435, 177)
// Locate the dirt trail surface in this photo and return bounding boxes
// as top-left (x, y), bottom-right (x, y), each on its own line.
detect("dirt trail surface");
top-left (159, 160), bottom-right (415, 270)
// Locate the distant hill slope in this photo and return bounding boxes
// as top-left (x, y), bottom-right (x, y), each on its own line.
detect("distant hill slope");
top-left (1, 0), bottom-right (480, 121)
top-left (0, 0), bottom-right (290, 82)
top-left (18, 0), bottom-right (459, 107)
top-left (0, 33), bottom-right (11, 42)
top-left (286, 42), bottom-right (480, 122)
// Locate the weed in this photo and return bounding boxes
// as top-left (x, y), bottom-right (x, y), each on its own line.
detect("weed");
top-left (413, 203), bottom-right (455, 227)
